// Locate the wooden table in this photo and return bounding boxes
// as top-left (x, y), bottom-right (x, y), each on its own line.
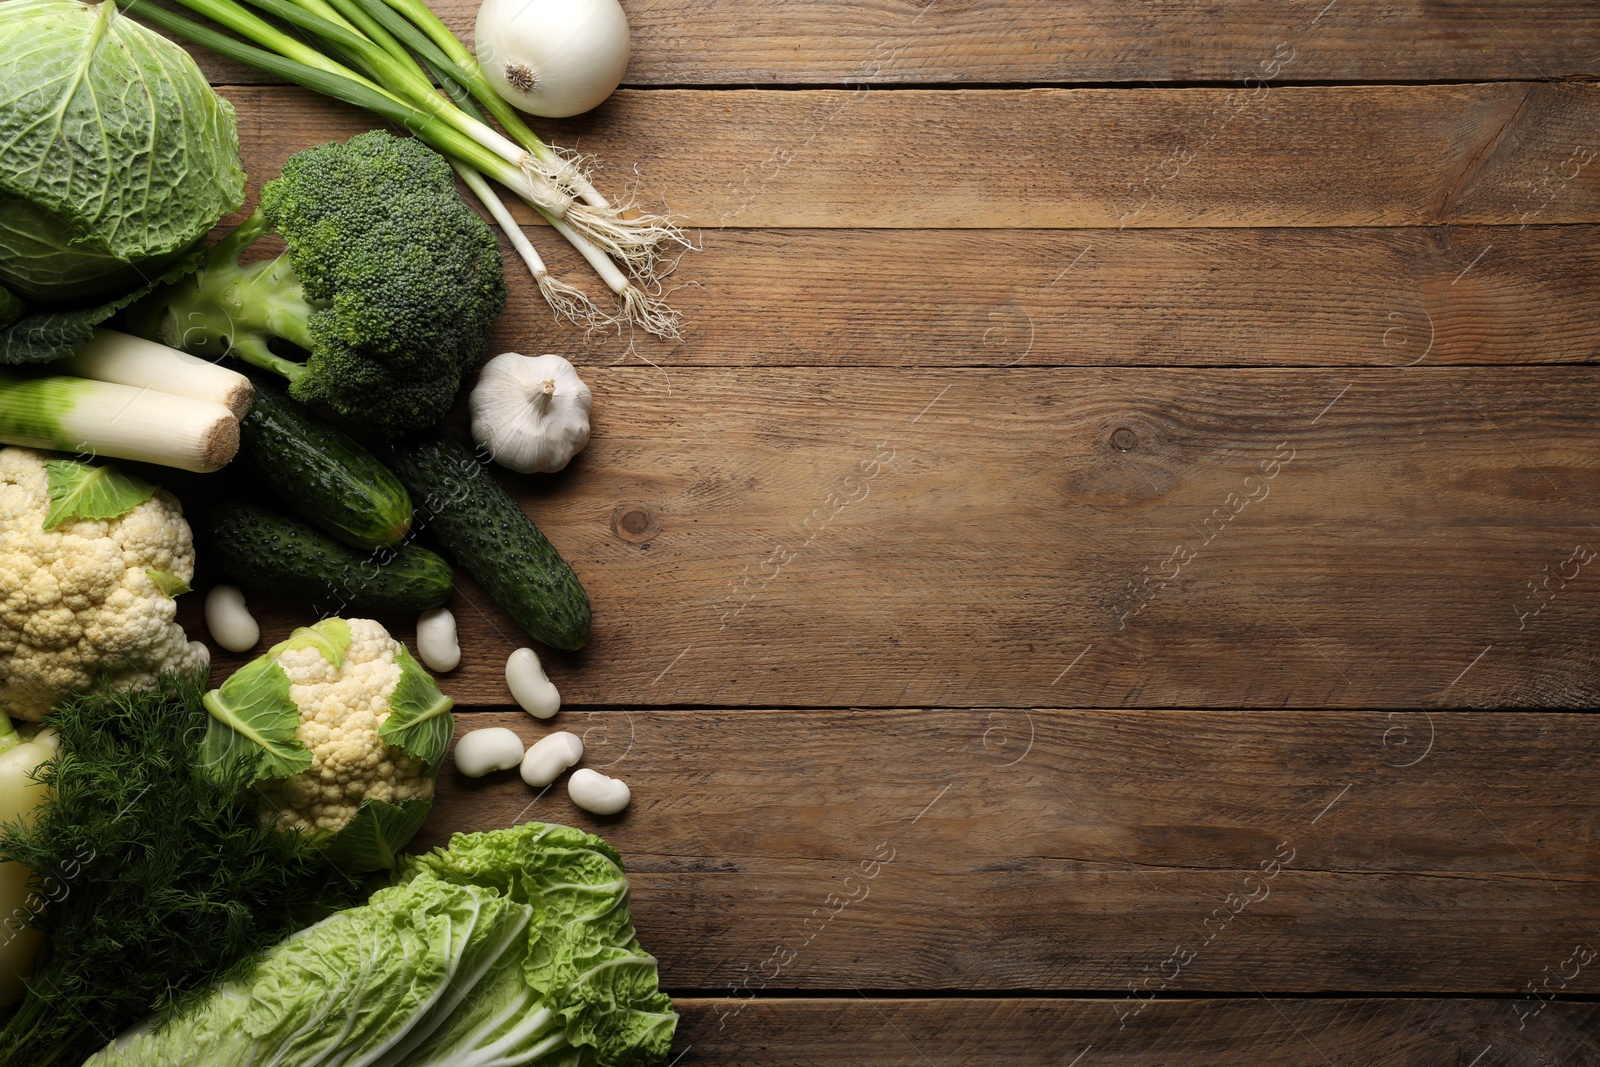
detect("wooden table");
top-left (189, 1), bottom-right (1600, 1062)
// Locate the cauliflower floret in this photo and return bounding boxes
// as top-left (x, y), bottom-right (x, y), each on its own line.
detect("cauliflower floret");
top-left (254, 618), bottom-right (436, 836)
top-left (0, 448), bottom-right (204, 721)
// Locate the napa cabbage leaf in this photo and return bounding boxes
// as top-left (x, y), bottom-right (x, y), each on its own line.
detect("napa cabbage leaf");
top-left (85, 823), bottom-right (678, 1067)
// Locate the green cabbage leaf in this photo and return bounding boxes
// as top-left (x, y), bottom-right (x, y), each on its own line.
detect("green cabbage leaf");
top-left (0, 285), bottom-right (23, 330)
top-left (0, 253), bottom-right (201, 364)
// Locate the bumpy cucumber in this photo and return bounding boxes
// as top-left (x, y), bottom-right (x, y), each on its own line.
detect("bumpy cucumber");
top-left (206, 503), bottom-right (451, 613)
top-left (387, 433), bottom-right (591, 649)
top-left (238, 386), bottom-right (412, 549)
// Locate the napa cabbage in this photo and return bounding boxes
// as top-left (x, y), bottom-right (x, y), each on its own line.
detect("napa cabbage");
top-left (84, 822), bottom-right (678, 1067)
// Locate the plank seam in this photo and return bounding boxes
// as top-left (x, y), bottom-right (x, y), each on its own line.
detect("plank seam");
top-left (665, 990), bottom-right (1600, 1002)
top-left (204, 78), bottom-right (1600, 92)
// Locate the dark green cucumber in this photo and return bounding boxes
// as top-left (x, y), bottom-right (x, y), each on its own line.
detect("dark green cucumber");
top-left (239, 386), bottom-right (412, 549)
top-left (387, 433), bottom-right (591, 649)
top-left (206, 503), bottom-right (452, 613)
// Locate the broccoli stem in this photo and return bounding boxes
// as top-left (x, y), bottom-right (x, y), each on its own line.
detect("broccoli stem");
top-left (229, 333), bottom-right (309, 382)
top-left (142, 210), bottom-right (314, 384)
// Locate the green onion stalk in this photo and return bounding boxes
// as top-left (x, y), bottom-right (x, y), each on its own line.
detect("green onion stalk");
top-left (286, 0), bottom-right (615, 331)
top-left (275, 0), bottom-right (687, 281)
top-left (363, 0), bottom-right (689, 280)
top-left (288, 0), bottom-right (681, 337)
top-left (116, 0), bottom-right (686, 337)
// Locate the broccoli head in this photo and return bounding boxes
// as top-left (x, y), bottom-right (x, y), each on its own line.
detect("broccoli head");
top-left (130, 131), bottom-right (507, 436)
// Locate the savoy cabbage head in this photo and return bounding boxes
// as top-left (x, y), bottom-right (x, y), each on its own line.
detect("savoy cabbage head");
top-left (0, 0), bottom-right (244, 303)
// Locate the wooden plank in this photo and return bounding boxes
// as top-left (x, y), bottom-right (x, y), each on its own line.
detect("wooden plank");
top-left (670, 997), bottom-right (1600, 1065)
top-left (221, 83), bottom-right (1600, 228)
top-left (163, 0), bottom-right (1600, 86)
top-left (414, 709), bottom-right (1600, 992)
top-left (485, 225), bottom-right (1600, 368)
top-left (192, 367), bottom-right (1600, 709)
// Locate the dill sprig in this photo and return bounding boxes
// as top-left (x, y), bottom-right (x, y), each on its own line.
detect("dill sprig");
top-left (0, 672), bottom-right (366, 1066)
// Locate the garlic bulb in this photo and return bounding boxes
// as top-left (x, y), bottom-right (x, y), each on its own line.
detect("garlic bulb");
top-left (470, 353), bottom-right (593, 474)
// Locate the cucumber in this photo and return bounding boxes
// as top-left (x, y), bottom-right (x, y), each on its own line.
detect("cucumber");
top-left (205, 503), bottom-right (452, 613)
top-left (238, 386), bottom-right (412, 549)
top-left (387, 433), bottom-right (591, 650)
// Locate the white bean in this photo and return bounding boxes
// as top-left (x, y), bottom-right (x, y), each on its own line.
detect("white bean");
top-left (520, 730), bottom-right (584, 787)
top-left (453, 727), bottom-right (525, 777)
top-left (415, 608), bottom-right (461, 673)
top-left (567, 768), bottom-right (630, 815)
top-left (506, 647), bottom-right (561, 718)
top-left (204, 585), bottom-right (259, 652)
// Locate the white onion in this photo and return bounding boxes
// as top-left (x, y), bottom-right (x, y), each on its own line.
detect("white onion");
top-left (475, 0), bottom-right (631, 118)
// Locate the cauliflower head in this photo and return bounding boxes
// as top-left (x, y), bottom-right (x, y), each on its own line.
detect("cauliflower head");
top-left (0, 448), bottom-right (206, 721)
top-left (201, 617), bottom-right (455, 871)
top-left (257, 618), bottom-right (433, 833)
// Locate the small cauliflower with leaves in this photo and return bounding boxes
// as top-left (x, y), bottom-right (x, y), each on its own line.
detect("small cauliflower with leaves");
top-left (202, 617), bottom-right (455, 872)
top-left (0, 448), bottom-right (205, 721)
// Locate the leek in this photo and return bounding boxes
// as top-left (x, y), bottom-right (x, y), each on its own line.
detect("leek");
top-left (0, 370), bottom-right (240, 472)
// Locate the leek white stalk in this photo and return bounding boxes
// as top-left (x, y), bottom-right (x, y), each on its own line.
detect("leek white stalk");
top-left (60, 329), bottom-right (255, 417)
top-left (0, 371), bottom-right (239, 472)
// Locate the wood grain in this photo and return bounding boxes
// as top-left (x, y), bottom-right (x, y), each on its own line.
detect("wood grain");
top-left (164, 0), bottom-right (1600, 86)
top-left (414, 709), bottom-right (1600, 992)
top-left (478, 224), bottom-right (1600, 368)
top-left (221, 83), bottom-right (1600, 228)
top-left (153, 3), bottom-right (1600, 1046)
top-left (191, 367), bottom-right (1600, 709)
top-left (669, 997), bottom-right (1600, 1065)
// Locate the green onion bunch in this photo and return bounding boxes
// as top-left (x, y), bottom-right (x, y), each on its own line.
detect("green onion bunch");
top-left (118, 0), bottom-right (688, 336)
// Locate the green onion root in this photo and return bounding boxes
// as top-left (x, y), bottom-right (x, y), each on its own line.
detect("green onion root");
top-left (453, 163), bottom-right (605, 331)
top-left (542, 212), bottom-right (681, 340)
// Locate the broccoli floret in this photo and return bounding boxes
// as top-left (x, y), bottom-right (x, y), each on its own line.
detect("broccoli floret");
top-left (131, 131), bottom-right (506, 436)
